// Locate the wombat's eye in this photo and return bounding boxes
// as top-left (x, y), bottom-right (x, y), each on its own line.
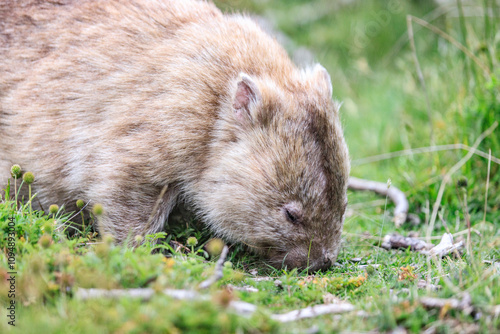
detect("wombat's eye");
top-left (285, 209), bottom-right (297, 223)
top-left (283, 202), bottom-right (302, 224)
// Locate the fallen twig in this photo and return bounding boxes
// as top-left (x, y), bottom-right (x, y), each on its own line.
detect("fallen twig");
top-left (348, 177), bottom-right (409, 226)
top-left (227, 284), bottom-right (259, 293)
top-left (75, 287), bottom-right (355, 322)
top-left (270, 302), bottom-right (355, 323)
top-left (358, 264), bottom-right (382, 270)
top-left (382, 233), bottom-right (464, 258)
top-left (421, 233), bottom-right (464, 258)
top-left (198, 245), bottom-right (229, 289)
top-left (76, 287), bottom-right (258, 317)
top-left (420, 293), bottom-right (474, 315)
top-left (381, 234), bottom-right (432, 251)
top-left (76, 288), bottom-right (199, 301)
top-left (485, 305), bottom-right (500, 317)
top-left (417, 280), bottom-right (441, 291)
top-left (252, 277), bottom-right (276, 282)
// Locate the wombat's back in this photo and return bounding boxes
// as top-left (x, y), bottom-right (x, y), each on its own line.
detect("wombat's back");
top-left (0, 0), bottom-right (221, 95)
top-left (0, 0), bottom-right (226, 189)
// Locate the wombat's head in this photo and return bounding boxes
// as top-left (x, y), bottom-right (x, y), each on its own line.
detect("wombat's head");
top-left (195, 64), bottom-right (350, 272)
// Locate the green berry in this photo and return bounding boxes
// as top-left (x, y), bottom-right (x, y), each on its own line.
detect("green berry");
top-left (92, 203), bottom-right (104, 216)
top-left (95, 243), bottom-right (109, 258)
top-left (10, 165), bottom-right (22, 179)
top-left (103, 234), bottom-right (114, 245)
top-left (76, 199), bottom-right (85, 209)
top-left (223, 261), bottom-right (233, 269)
top-left (39, 234), bottom-right (53, 249)
top-left (43, 220), bottom-right (54, 235)
top-left (187, 237), bottom-right (198, 247)
top-left (49, 204), bottom-right (59, 215)
top-left (22, 172), bottom-right (35, 184)
top-left (206, 238), bottom-right (224, 256)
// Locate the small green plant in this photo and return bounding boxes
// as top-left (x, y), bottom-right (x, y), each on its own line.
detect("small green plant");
top-left (22, 171), bottom-right (35, 214)
top-left (10, 164), bottom-right (22, 208)
top-left (49, 204), bottom-right (59, 216)
top-left (76, 199), bottom-right (86, 230)
top-left (92, 203), bottom-right (104, 216)
top-left (187, 236), bottom-right (198, 253)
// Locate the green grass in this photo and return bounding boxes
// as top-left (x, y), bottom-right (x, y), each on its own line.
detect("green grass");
top-left (1, 0), bottom-right (500, 332)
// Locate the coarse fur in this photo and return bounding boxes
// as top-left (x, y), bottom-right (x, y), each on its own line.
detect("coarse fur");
top-left (0, 0), bottom-right (350, 271)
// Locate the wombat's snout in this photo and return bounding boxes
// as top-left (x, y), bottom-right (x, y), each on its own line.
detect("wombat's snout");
top-left (276, 246), bottom-right (337, 272)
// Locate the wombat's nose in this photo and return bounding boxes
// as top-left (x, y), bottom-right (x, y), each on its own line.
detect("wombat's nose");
top-left (306, 256), bottom-right (332, 273)
top-left (304, 253), bottom-right (334, 272)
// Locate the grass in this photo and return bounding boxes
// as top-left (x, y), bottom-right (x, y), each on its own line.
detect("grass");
top-left (1, 0), bottom-right (499, 332)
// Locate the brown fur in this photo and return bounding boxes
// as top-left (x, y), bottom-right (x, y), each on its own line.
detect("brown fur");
top-left (0, 0), bottom-right (350, 271)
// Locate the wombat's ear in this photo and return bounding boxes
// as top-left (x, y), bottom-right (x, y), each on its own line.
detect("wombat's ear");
top-left (312, 64), bottom-right (333, 99)
top-left (233, 73), bottom-right (262, 123)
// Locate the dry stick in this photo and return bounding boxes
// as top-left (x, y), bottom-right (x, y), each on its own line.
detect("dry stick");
top-left (420, 293), bottom-right (474, 314)
top-left (381, 234), bottom-right (432, 251)
top-left (422, 233), bottom-right (464, 258)
top-left (483, 149), bottom-right (492, 224)
top-left (348, 177), bottom-right (409, 226)
top-left (351, 143), bottom-right (500, 166)
top-left (426, 121), bottom-right (498, 243)
top-left (407, 15), bottom-right (434, 145)
top-left (408, 15), bottom-right (491, 77)
top-left (380, 232), bottom-right (465, 258)
top-left (75, 287), bottom-right (355, 321)
top-left (198, 245), bottom-right (230, 289)
top-left (270, 303), bottom-right (355, 323)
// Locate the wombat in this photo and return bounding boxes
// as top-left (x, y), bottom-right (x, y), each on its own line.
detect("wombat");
top-left (0, 0), bottom-right (350, 271)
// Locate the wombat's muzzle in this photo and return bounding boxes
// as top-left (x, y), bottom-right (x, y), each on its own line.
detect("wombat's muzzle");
top-left (273, 246), bottom-right (337, 272)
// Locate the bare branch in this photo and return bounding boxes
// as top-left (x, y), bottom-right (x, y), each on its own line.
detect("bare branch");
top-left (381, 234), bottom-right (432, 251)
top-left (420, 293), bottom-right (473, 314)
top-left (421, 233), bottom-right (464, 258)
top-left (75, 288), bottom-right (199, 301)
top-left (271, 303), bottom-right (355, 322)
top-left (382, 233), bottom-right (464, 258)
top-left (348, 177), bottom-right (409, 226)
